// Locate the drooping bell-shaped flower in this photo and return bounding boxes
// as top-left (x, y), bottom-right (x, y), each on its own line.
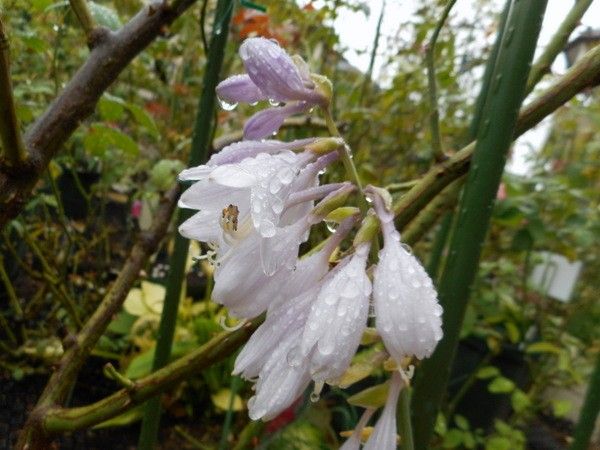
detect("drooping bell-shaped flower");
top-left (366, 186), bottom-right (443, 363)
top-left (216, 37), bottom-right (329, 140)
top-left (363, 372), bottom-right (403, 450)
top-left (300, 242), bottom-right (372, 383)
top-left (212, 186), bottom-right (355, 318)
top-left (246, 327), bottom-right (312, 421)
top-left (234, 216), bottom-right (360, 418)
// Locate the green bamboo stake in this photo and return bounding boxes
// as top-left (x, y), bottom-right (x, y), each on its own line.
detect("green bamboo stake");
top-left (427, 0), bottom-right (511, 283)
top-left (411, 1), bottom-right (548, 448)
top-left (570, 353), bottom-right (600, 450)
top-left (469, 0), bottom-right (511, 138)
top-left (137, 1), bottom-right (234, 448)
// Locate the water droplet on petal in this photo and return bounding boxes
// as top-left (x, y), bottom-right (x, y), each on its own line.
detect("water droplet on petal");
top-left (286, 346), bottom-right (303, 368)
top-left (260, 220), bottom-right (276, 237)
top-left (218, 96), bottom-right (238, 111)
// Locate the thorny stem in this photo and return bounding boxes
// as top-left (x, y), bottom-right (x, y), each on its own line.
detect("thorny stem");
top-left (425, 0), bottom-right (457, 162)
top-left (0, 17), bottom-right (27, 167)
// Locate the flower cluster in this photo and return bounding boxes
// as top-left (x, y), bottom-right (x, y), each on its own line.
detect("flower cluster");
top-left (178, 37), bottom-right (444, 449)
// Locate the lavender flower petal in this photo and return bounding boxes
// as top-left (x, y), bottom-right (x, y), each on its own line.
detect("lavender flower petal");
top-left (208, 138), bottom-right (316, 166)
top-left (363, 373), bottom-right (403, 450)
top-left (300, 244), bottom-right (371, 383)
top-left (243, 101), bottom-right (311, 140)
top-left (216, 74), bottom-right (266, 104)
top-left (240, 37), bottom-right (316, 103)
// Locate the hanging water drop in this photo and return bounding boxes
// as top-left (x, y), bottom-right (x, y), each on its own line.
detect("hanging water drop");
top-left (325, 221), bottom-right (337, 233)
top-left (218, 96), bottom-right (238, 111)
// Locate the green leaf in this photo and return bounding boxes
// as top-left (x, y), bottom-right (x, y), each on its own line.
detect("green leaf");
top-left (488, 377), bottom-right (515, 394)
top-left (477, 366), bottom-right (500, 379)
top-left (442, 429), bottom-right (463, 448)
top-left (551, 399), bottom-right (572, 417)
top-left (88, 2), bottom-right (122, 30)
top-left (98, 95), bottom-right (126, 121)
top-left (526, 342), bottom-right (562, 354)
top-left (504, 322), bottom-right (520, 344)
top-left (127, 104), bottom-right (160, 138)
top-left (485, 436), bottom-right (511, 450)
top-left (125, 341), bottom-right (196, 379)
top-left (455, 415), bottom-right (469, 431)
top-left (107, 311), bottom-right (136, 335)
top-left (85, 123), bottom-right (139, 157)
top-left (511, 389), bottom-right (531, 413)
top-left (511, 228), bottom-right (533, 251)
top-left (149, 159), bottom-right (186, 191)
top-left (347, 381), bottom-right (389, 409)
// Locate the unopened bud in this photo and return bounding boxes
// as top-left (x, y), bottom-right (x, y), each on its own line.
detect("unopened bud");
top-left (306, 137), bottom-right (344, 155)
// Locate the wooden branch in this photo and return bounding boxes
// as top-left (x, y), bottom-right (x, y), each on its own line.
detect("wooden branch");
top-left (526, 0), bottom-right (594, 95)
top-left (68, 0), bottom-right (96, 43)
top-left (0, 17), bottom-right (27, 167)
top-left (42, 318), bottom-right (261, 434)
top-left (16, 186), bottom-right (179, 449)
top-left (0, 0), bottom-right (199, 230)
top-left (393, 43), bottom-right (600, 230)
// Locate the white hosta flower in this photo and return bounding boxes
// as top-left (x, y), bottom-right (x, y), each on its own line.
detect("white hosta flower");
top-left (300, 243), bottom-right (372, 383)
top-left (234, 285), bottom-right (316, 379)
top-left (246, 327), bottom-right (312, 421)
top-left (179, 149), bottom-right (315, 247)
top-left (363, 372), bottom-right (403, 450)
top-left (234, 216), bottom-right (359, 368)
top-left (211, 220), bottom-right (308, 316)
top-left (367, 186), bottom-right (443, 362)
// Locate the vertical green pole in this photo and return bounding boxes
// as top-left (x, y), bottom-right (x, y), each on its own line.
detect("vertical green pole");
top-left (137, 1), bottom-right (234, 448)
top-left (425, 0), bottom-right (511, 282)
top-left (570, 353), bottom-right (600, 450)
top-left (411, 1), bottom-right (547, 448)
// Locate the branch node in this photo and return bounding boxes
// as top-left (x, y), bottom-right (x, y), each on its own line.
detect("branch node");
top-left (103, 363), bottom-right (136, 390)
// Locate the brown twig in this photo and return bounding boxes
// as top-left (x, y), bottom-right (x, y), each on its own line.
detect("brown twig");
top-left (0, 0), bottom-right (200, 230)
top-left (16, 186), bottom-right (179, 449)
top-left (0, 17), bottom-right (27, 167)
top-left (68, 0), bottom-right (96, 44)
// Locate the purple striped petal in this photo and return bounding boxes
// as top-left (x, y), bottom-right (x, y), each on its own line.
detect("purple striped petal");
top-left (243, 102), bottom-right (310, 140)
top-left (239, 37), bottom-right (319, 103)
top-left (208, 138), bottom-right (316, 166)
top-left (216, 74), bottom-right (266, 104)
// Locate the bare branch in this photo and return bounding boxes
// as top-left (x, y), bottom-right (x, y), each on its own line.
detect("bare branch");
top-left (0, 0), bottom-right (198, 229)
top-left (0, 17), bottom-right (27, 167)
top-left (68, 0), bottom-right (96, 43)
top-left (526, 0), bottom-right (594, 95)
top-left (16, 186), bottom-right (179, 449)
